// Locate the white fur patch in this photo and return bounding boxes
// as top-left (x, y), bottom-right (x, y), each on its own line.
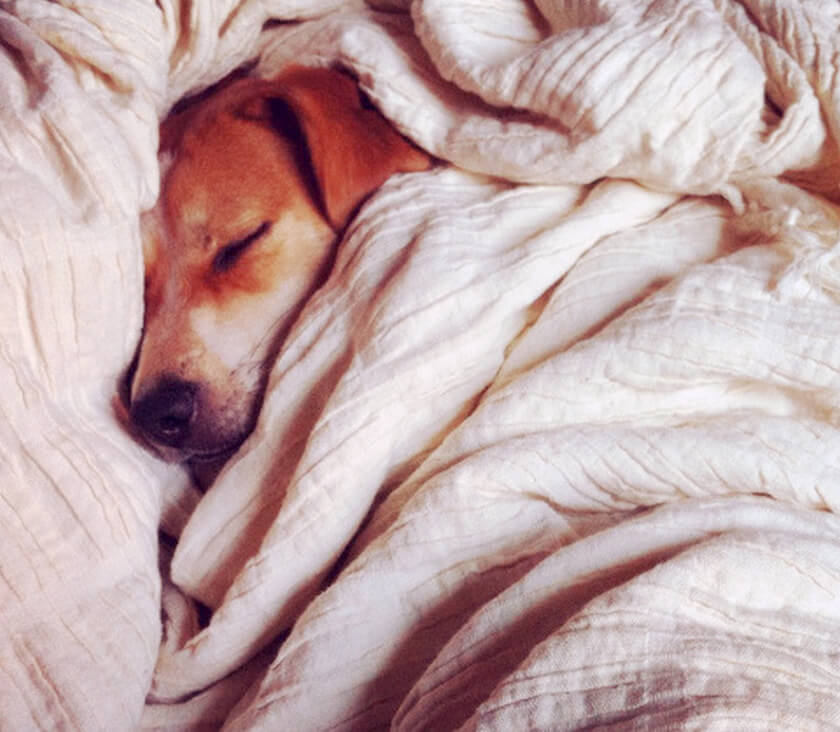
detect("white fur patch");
top-left (188, 304), bottom-right (272, 373)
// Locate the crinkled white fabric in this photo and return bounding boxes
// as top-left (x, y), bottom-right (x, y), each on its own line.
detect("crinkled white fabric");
top-left (2, 0), bottom-right (840, 729)
top-left (0, 3), bottom-right (168, 729)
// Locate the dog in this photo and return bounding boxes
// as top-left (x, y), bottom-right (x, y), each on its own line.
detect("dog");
top-left (127, 65), bottom-right (430, 466)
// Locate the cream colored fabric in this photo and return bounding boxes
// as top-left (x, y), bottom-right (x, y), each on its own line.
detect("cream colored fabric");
top-left (2, 0), bottom-right (839, 729)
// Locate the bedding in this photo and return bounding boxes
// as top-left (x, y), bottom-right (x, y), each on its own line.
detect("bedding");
top-left (2, 0), bottom-right (840, 729)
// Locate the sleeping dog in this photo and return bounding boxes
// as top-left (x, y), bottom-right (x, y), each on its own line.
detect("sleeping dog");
top-left (128, 66), bottom-right (430, 465)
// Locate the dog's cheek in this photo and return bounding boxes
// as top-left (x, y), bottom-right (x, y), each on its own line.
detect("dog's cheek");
top-left (143, 268), bottom-right (164, 324)
top-left (140, 213), bottom-right (167, 323)
top-left (187, 301), bottom-right (274, 373)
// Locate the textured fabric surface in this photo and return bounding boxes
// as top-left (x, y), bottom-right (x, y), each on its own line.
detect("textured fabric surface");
top-left (2, 0), bottom-right (840, 729)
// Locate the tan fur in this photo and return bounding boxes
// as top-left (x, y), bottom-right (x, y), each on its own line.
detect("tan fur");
top-left (129, 66), bottom-right (430, 463)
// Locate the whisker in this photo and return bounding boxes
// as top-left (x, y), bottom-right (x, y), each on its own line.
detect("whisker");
top-left (231, 315), bottom-right (292, 379)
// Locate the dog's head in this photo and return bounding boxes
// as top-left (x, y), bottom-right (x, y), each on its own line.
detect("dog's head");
top-left (128, 66), bottom-right (429, 464)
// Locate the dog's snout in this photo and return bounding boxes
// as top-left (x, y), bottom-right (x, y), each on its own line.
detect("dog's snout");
top-left (130, 377), bottom-right (198, 447)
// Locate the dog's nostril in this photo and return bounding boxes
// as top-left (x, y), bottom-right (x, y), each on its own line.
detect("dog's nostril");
top-left (159, 390), bottom-right (195, 428)
top-left (130, 378), bottom-right (198, 447)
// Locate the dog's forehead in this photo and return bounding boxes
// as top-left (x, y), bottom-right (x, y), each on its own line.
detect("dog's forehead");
top-left (161, 115), bottom-right (300, 246)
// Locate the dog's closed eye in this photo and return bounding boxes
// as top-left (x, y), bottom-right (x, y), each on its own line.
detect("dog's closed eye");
top-left (213, 221), bottom-right (272, 273)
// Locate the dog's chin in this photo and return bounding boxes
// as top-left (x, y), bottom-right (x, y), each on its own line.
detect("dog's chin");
top-left (139, 436), bottom-right (245, 491)
top-left (148, 435), bottom-right (246, 466)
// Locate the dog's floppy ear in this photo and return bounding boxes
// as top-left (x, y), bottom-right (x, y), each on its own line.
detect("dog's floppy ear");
top-left (241, 65), bottom-right (431, 229)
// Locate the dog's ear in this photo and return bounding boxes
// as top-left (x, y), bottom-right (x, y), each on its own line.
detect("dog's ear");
top-left (240, 66), bottom-right (431, 229)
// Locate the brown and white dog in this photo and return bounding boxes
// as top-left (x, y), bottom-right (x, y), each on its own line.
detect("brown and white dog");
top-left (127, 66), bottom-right (430, 465)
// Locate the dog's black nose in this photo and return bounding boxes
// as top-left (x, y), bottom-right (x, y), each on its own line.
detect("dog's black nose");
top-left (130, 378), bottom-right (198, 447)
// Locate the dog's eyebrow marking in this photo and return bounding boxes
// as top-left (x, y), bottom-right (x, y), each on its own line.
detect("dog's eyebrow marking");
top-left (212, 220), bottom-right (271, 273)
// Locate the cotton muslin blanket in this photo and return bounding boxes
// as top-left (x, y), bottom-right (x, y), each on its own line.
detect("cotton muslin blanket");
top-left (2, 0), bottom-right (840, 729)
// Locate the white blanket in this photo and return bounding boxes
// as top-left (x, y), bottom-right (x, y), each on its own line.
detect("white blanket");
top-left (2, 0), bottom-right (840, 729)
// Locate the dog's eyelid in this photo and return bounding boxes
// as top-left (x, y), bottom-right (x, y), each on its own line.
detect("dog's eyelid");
top-left (212, 220), bottom-right (272, 272)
